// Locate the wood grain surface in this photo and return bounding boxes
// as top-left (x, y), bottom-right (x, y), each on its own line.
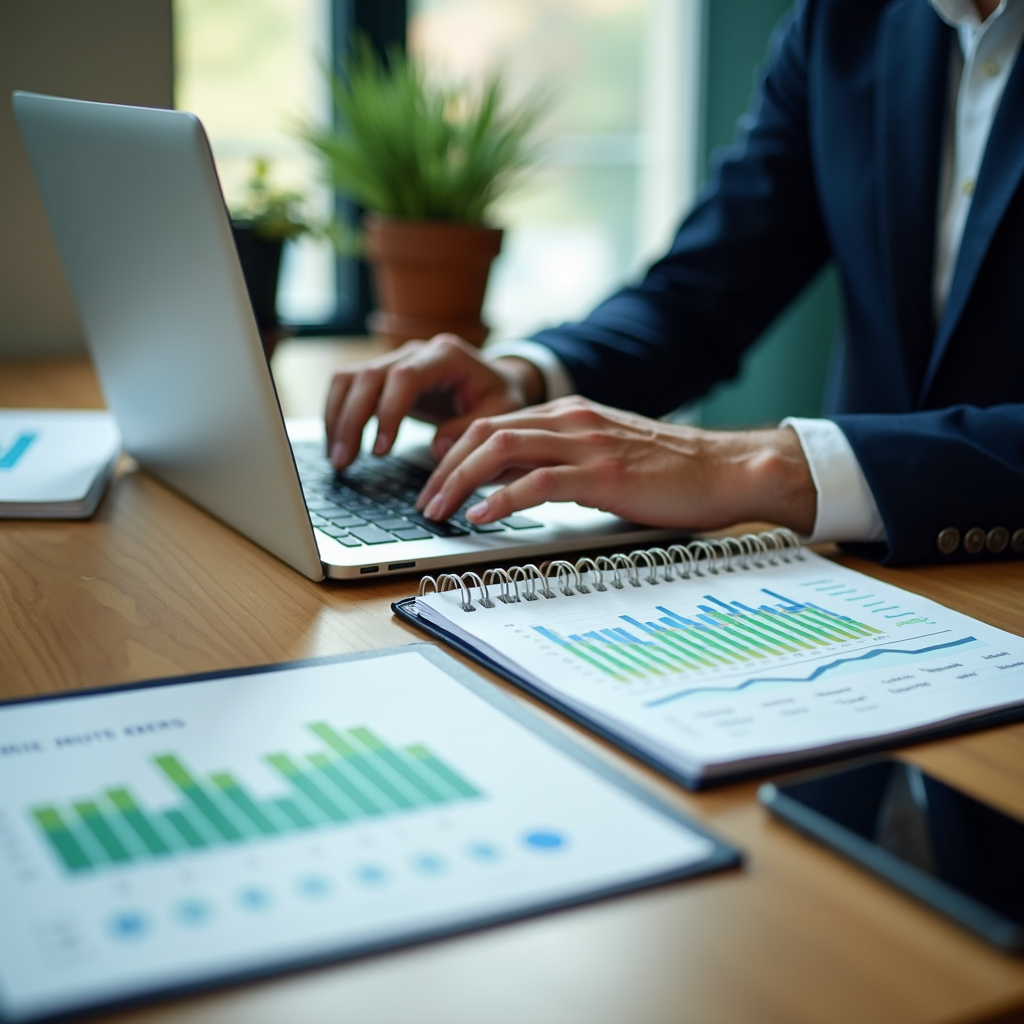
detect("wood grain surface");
top-left (1, 346), bottom-right (1023, 1024)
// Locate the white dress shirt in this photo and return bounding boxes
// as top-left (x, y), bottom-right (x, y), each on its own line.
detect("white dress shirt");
top-left (485, 0), bottom-right (1024, 543)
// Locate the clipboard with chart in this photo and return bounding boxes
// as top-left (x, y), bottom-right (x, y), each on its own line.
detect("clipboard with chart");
top-left (0, 645), bottom-right (737, 1024)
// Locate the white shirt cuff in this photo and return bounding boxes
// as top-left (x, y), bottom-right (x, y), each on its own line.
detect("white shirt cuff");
top-left (482, 339), bottom-right (576, 402)
top-left (781, 417), bottom-right (887, 544)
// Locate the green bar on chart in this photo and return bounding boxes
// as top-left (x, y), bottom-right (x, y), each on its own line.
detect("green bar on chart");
top-left (106, 789), bottom-right (171, 856)
top-left (702, 623), bottom-right (765, 658)
top-left (603, 641), bottom-right (669, 676)
top-left (349, 727), bottom-right (447, 805)
top-left (678, 624), bottom-right (747, 662)
top-left (273, 796), bottom-right (316, 830)
top-left (405, 745), bottom-right (481, 799)
top-left (307, 724), bottom-right (415, 810)
top-left (656, 630), bottom-right (724, 667)
top-left (73, 800), bottom-right (131, 863)
top-left (153, 755), bottom-right (242, 842)
top-left (579, 640), bottom-right (643, 678)
top-left (563, 641), bottom-right (628, 679)
top-left (709, 614), bottom-right (791, 655)
top-left (732, 614), bottom-right (800, 652)
top-left (709, 617), bottom-right (782, 655)
top-left (756, 610), bottom-right (822, 647)
top-left (163, 809), bottom-right (208, 849)
top-left (266, 753), bottom-right (349, 822)
top-left (32, 806), bottom-right (92, 872)
top-left (307, 754), bottom-right (380, 816)
top-left (796, 608), bottom-right (864, 640)
top-left (645, 639), bottom-right (703, 670)
top-left (210, 773), bottom-right (279, 836)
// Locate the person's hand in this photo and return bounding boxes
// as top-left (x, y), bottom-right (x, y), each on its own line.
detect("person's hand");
top-left (324, 333), bottom-right (545, 469)
top-left (415, 396), bottom-right (817, 534)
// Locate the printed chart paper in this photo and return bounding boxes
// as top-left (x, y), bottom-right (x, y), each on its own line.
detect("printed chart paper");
top-left (0, 648), bottom-right (723, 1023)
top-left (414, 551), bottom-right (1024, 781)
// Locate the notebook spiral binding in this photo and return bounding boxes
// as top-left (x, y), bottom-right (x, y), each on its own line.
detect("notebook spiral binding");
top-left (418, 527), bottom-right (805, 613)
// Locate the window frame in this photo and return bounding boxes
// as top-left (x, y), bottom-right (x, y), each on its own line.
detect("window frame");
top-left (290, 0), bottom-right (407, 337)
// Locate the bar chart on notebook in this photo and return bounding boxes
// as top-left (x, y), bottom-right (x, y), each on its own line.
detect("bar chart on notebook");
top-left (433, 555), bottom-right (1024, 759)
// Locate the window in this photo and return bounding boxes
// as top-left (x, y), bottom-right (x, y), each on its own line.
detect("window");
top-left (410, 0), bottom-right (702, 341)
top-left (174, 0), bottom-right (702, 339)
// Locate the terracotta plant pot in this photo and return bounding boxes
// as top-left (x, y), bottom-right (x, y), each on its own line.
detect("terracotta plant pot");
top-left (363, 214), bottom-right (503, 349)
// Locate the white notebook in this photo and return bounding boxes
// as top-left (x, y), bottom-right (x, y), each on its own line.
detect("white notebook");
top-left (0, 410), bottom-right (120, 518)
top-left (396, 530), bottom-right (1024, 786)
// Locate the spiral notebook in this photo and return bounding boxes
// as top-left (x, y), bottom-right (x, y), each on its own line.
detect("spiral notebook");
top-left (393, 529), bottom-right (1024, 787)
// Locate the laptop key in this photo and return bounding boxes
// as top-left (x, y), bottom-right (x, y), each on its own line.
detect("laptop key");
top-left (401, 512), bottom-right (470, 537)
top-left (323, 512), bottom-right (367, 526)
top-left (348, 525), bottom-right (400, 545)
top-left (501, 515), bottom-right (543, 529)
top-left (328, 534), bottom-right (364, 548)
top-left (357, 507), bottom-right (402, 523)
top-left (375, 517), bottom-right (415, 531)
top-left (452, 517), bottom-right (506, 533)
top-left (391, 527), bottom-right (433, 541)
top-left (316, 527), bottom-right (363, 547)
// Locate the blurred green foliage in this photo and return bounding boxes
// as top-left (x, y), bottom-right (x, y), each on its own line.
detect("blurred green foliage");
top-left (301, 39), bottom-right (549, 223)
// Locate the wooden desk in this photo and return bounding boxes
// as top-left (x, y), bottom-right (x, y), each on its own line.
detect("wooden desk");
top-left (3, 344), bottom-right (1024, 1024)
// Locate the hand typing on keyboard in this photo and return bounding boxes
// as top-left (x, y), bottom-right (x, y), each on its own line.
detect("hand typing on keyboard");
top-left (323, 334), bottom-right (544, 474)
top-left (293, 442), bottom-right (543, 548)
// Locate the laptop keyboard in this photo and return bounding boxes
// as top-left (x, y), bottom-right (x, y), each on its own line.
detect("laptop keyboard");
top-left (291, 440), bottom-right (542, 548)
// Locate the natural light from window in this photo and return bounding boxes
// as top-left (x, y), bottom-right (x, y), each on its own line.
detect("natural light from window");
top-left (173, 0), bottom-right (701, 339)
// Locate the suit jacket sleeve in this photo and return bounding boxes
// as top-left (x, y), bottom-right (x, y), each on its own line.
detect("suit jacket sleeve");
top-left (834, 407), bottom-right (1024, 565)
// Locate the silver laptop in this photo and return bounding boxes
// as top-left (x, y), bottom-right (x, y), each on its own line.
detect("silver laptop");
top-left (13, 91), bottom-right (682, 580)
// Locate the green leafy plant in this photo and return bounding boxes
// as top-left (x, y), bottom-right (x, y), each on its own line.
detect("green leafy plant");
top-left (301, 41), bottom-right (548, 224)
top-left (231, 158), bottom-right (317, 241)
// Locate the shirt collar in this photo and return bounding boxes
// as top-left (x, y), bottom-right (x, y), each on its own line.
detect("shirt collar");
top-left (929, 0), bottom-right (1014, 30)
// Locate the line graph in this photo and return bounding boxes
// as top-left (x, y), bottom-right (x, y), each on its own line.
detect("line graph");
top-left (644, 635), bottom-right (980, 706)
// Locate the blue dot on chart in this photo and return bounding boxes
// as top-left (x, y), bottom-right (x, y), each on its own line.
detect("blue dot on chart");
top-left (467, 842), bottom-right (501, 863)
top-left (109, 910), bottom-right (149, 941)
top-left (297, 874), bottom-right (332, 899)
top-left (413, 853), bottom-right (447, 875)
top-left (355, 864), bottom-right (388, 886)
top-left (238, 886), bottom-right (272, 911)
top-left (524, 830), bottom-right (567, 851)
top-left (174, 898), bottom-right (213, 926)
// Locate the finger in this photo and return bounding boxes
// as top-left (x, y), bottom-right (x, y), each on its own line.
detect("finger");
top-left (417, 409), bottom-right (567, 511)
top-left (429, 390), bottom-right (526, 461)
top-left (326, 372), bottom-right (358, 453)
top-left (464, 465), bottom-right (588, 523)
top-left (331, 366), bottom-right (387, 469)
top-left (373, 337), bottom-right (477, 455)
top-left (422, 429), bottom-right (585, 521)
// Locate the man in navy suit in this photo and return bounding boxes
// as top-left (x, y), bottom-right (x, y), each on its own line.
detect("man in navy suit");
top-left (324, 0), bottom-right (1024, 566)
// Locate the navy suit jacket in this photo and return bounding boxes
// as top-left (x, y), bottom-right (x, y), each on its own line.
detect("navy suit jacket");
top-left (531, 0), bottom-right (1024, 565)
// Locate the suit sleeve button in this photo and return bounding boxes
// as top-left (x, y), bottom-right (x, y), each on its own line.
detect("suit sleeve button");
top-left (964, 527), bottom-right (986, 554)
top-left (1012, 529), bottom-right (1024, 554)
top-left (936, 527), bottom-right (960, 554)
top-left (986, 527), bottom-right (1009, 553)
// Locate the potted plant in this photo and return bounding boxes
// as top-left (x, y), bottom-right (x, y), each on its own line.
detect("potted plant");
top-left (230, 158), bottom-right (316, 359)
top-left (302, 41), bottom-right (547, 349)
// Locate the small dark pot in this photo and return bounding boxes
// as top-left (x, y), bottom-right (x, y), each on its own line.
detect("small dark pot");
top-left (231, 222), bottom-right (287, 359)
